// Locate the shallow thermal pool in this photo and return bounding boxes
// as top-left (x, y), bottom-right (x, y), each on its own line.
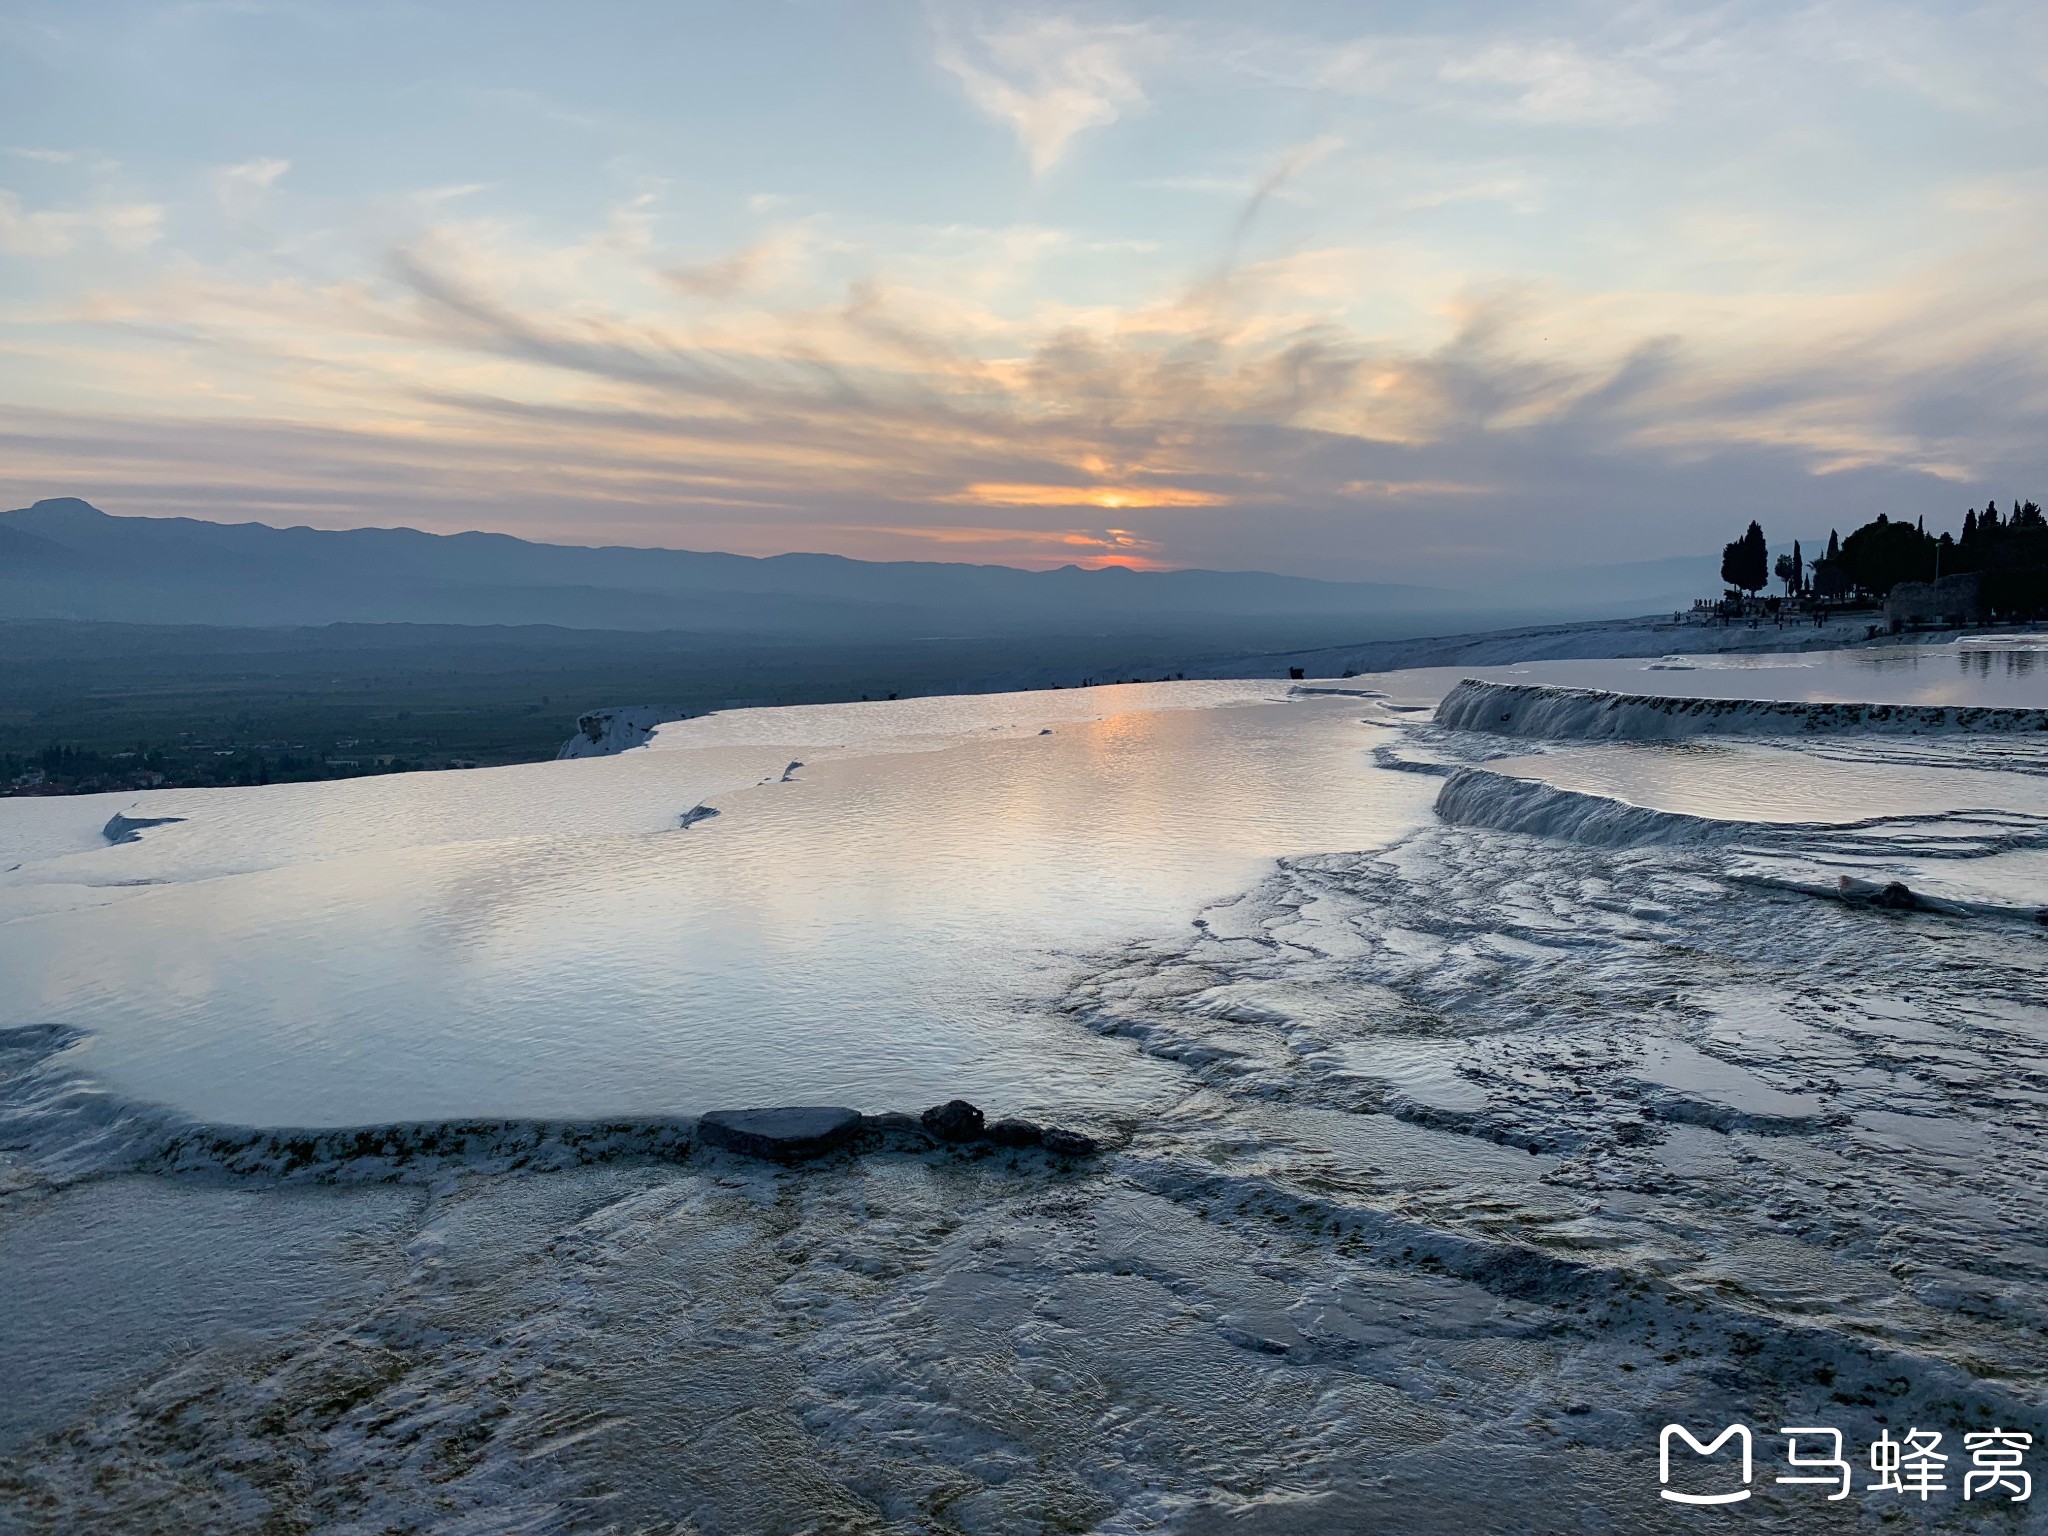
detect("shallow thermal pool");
top-left (2, 642), bottom-right (2045, 1532)
top-left (0, 683), bottom-right (1437, 1126)
top-left (1454, 634), bottom-right (2048, 708)
top-left (1486, 738), bottom-right (2048, 824)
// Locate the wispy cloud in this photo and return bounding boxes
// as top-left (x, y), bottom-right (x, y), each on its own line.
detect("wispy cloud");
top-left (0, 189), bottom-right (162, 256)
top-left (934, 13), bottom-right (1152, 175)
top-left (662, 227), bottom-right (812, 300)
top-left (212, 155), bottom-right (289, 218)
top-left (15, 180), bottom-right (2046, 577)
top-left (1439, 41), bottom-right (1667, 125)
top-left (1313, 29), bottom-right (1672, 126)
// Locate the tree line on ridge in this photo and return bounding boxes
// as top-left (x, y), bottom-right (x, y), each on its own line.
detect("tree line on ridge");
top-left (1720, 499), bottom-right (2047, 615)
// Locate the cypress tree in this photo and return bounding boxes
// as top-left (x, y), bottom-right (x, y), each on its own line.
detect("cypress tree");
top-left (1722, 520), bottom-right (1769, 594)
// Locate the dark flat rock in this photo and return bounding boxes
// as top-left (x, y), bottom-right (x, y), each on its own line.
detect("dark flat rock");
top-left (986, 1117), bottom-right (1043, 1147)
top-left (698, 1106), bottom-right (862, 1162)
top-left (859, 1111), bottom-right (936, 1148)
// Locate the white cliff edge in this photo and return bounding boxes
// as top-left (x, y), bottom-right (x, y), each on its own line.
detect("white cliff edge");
top-left (1435, 678), bottom-right (2048, 742)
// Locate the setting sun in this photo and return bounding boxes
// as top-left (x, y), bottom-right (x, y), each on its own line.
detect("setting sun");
top-left (943, 484), bottom-right (1229, 511)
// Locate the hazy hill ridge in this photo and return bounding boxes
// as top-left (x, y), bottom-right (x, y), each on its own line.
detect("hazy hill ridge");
top-left (0, 498), bottom-right (1458, 637)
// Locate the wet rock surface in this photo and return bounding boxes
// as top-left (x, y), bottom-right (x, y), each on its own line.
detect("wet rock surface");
top-left (695, 1102), bottom-right (1098, 1162)
top-left (1039, 1126), bottom-right (1099, 1156)
top-left (919, 1099), bottom-right (985, 1143)
top-left (697, 1106), bottom-right (862, 1162)
top-left (920, 1101), bottom-right (1098, 1156)
top-left (1840, 874), bottom-right (1921, 909)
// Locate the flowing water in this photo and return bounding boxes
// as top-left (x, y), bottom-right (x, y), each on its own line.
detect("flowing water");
top-left (1, 642), bottom-right (2044, 1533)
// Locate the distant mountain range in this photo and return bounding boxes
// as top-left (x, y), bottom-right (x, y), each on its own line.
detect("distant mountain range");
top-left (0, 498), bottom-right (1716, 639)
top-left (0, 497), bottom-right (1458, 637)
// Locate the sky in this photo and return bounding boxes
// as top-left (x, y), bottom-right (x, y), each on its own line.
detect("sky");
top-left (1, 0), bottom-right (2045, 583)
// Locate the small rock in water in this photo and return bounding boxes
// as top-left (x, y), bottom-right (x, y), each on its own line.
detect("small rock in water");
top-left (920, 1099), bottom-right (986, 1142)
top-left (1040, 1127), bottom-right (1099, 1157)
top-left (1840, 875), bottom-right (1920, 910)
top-left (986, 1117), bottom-right (1042, 1147)
top-left (698, 1106), bottom-right (861, 1162)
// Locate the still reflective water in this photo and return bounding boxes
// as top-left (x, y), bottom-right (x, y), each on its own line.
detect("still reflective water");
top-left (0, 686), bottom-right (1435, 1126)
top-left (1457, 634), bottom-right (2048, 707)
top-left (1487, 739), bottom-right (2048, 823)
